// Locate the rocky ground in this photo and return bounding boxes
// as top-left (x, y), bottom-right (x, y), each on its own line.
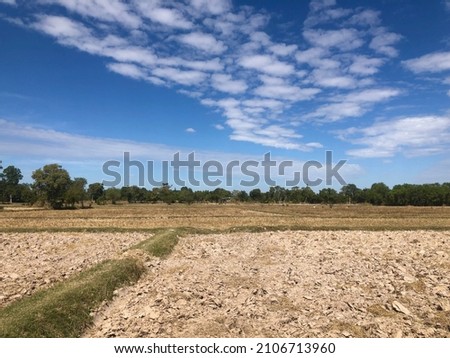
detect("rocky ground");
top-left (84, 230), bottom-right (450, 338)
top-left (0, 232), bottom-right (150, 307)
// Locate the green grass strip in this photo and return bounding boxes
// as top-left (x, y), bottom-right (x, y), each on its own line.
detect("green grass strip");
top-left (0, 258), bottom-right (143, 337)
top-left (130, 229), bottom-right (182, 257)
top-left (0, 229), bottom-right (184, 337)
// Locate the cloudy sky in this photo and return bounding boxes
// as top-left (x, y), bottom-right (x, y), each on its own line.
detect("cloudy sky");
top-left (0, 0), bottom-right (449, 189)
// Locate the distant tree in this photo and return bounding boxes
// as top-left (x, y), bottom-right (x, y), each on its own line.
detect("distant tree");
top-left (2, 165), bottom-right (23, 185)
top-left (32, 164), bottom-right (71, 209)
top-left (268, 186), bottom-right (287, 203)
top-left (302, 186), bottom-right (317, 203)
top-left (104, 187), bottom-right (121, 204)
top-left (340, 184), bottom-right (359, 204)
top-left (288, 187), bottom-right (302, 203)
top-left (159, 183), bottom-right (176, 204)
top-left (209, 188), bottom-right (231, 203)
top-left (65, 177), bottom-right (88, 208)
top-left (236, 190), bottom-right (249, 202)
top-left (318, 188), bottom-right (339, 206)
top-left (87, 183), bottom-right (104, 203)
top-left (368, 182), bottom-right (390, 205)
top-left (178, 187), bottom-right (195, 204)
top-left (0, 165), bottom-right (23, 203)
top-left (18, 183), bottom-right (36, 204)
top-left (249, 188), bottom-right (263, 202)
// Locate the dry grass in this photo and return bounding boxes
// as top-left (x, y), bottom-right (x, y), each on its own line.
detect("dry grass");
top-left (1, 203), bottom-right (450, 231)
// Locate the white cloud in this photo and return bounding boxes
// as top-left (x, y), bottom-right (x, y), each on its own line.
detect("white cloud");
top-left (0, 118), bottom-right (176, 161)
top-left (403, 51), bottom-right (450, 73)
top-left (107, 62), bottom-right (146, 80)
top-left (341, 116), bottom-right (450, 158)
top-left (308, 0), bottom-right (336, 13)
top-left (303, 28), bottom-right (364, 51)
top-left (40, 0), bottom-right (141, 29)
top-left (348, 55), bottom-right (384, 75)
top-left (310, 68), bottom-right (356, 88)
top-left (185, 127), bottom-right (196, 133)
top-left (369, 28), bottom-right (402, 57)
top-left (189, 0), bottom-right (231, 15)
top-left (33, 14), bottom-right (90, 39)
top-left (134, 5), bottom-right (193, 29)
top-left (309, 88), bottom-right (400, 121)
top-left (214, 124), bottom-right (225, 130)
top-left (160, 57), bottom-right (223, 72)
top-left (304, 7), bottom-right (352, 28)
top-left (152, 67), bottom-right (206, 86)
top-left (211, 74), bottom-right (248, 94)
top-left (254, 81), bottom-right (320, 102)
top-left (347, 9), bottom-right (380, 27)
top-left (178, 31), bottom-right (227, 54)
top-left (239, 54), bottom-right (295, 76)
top-left (0, 0), bottom-right (16, 5)
top-left (269, 43), bottom-right (298, 56)
top-left (10, 0), bottom-right (409, 152)
top-left (242, 98), bottom-right (284, 110)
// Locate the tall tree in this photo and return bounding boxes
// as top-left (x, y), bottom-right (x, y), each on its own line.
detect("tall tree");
top-left (32, 164), bottom-right (71, 209)
top-left (87, 182), bottom-right (104, 203)
top-left (65, 177), bottom-right (88, 208)
top-left (340, 184), bottom-right (359, 204)
top-left (0, 165), bottom-right (23, 203)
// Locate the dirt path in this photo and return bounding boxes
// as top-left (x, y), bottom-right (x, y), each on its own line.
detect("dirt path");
top-left (85, 230), bottom-right (450, 338)
top-left (0, 232), bottom-right (150, 307)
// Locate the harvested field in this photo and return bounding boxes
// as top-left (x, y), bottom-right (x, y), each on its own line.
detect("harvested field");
top-left (1, 204), bottom-right (450, 231)
top-left (85, 230), bottom-right (450, 338)
top-left (0, 232), bottom-right (150, 307)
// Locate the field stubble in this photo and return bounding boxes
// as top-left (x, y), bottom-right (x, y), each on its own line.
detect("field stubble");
top-left (1, 203), bottom-right (450, 231)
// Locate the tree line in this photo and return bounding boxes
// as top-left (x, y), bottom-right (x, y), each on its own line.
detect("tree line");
top-left (1, 163), bottom-right (450, 209)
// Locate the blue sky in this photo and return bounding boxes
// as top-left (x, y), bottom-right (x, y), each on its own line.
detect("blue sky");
top-left (0, 0), bottom-right (449, 190)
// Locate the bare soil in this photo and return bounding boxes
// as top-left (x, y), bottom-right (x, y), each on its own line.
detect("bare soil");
top-left (0, 232), bottom-right (150, 307)
top-left (84, 230), bottom-right (450, 338)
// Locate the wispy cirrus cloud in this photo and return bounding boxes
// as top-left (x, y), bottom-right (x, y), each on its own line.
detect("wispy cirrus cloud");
top-left (0, 0), bottom-right (16, 5)
top-left (338, 116), bottom-right (450, 158)
top-left (403, 51), bottom-right (450, 97)
top-left (308, 88), bottom-right (401, 121)
top-left (403, 51), bottom-right (450, 73)
top-left (39, 0), bottom-right (142, 29)
top-left (3, 0), bottom-right (404, 151)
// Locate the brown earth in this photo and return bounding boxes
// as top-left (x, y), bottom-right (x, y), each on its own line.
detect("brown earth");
top-left (0, 232), bottom-right (150, 307)
top-left (84, 230), bottom-right (450, 338)
top-left (2, 204), bottom-right (450, 231)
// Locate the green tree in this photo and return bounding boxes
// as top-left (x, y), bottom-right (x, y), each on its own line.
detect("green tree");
top-left (249, 188), bottom-right (263, 202)
top-left (302, 186), bottom-right (317, 203)
top-left (87, 183), bottom-right (104, 203)
top-left (236, 190), bottom-right (249, 202)
top-left (65, 177), bottom-right (88, 208)
top-left (178, 187), bottom-right (195, 204)
top-left (31, 164), bottom-right (71, 209)
top-left (318, 188), bottom-right (339, 206)
top-left (368, 182), bottom-right (390, 205)
top-left (0, 165), bottom-right (23, 203)
top-left (104, 187), bottom-right (121, 204)
top-left (340, 184), bottom-right (359, 204)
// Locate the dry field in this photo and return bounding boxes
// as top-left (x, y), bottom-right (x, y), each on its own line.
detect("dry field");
top-left (0, 232), bottom-right (150, 307)
top-left (1, 203), bottom-right (450, 231)
top-left (85, 230), bottom-right (450, 338)
top-left (1, 204), bottom-right (450, 337)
